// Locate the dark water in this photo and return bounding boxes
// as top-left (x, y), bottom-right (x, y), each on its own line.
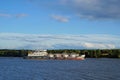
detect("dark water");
top-left (0, 58), bottom-right (120, 80)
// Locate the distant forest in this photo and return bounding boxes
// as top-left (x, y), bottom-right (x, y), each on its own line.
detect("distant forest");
top-left (0, 49), bottom-right (120, 58)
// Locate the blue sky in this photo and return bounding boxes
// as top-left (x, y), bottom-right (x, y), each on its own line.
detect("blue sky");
top-left (0, 0), bottom-right (120, 49)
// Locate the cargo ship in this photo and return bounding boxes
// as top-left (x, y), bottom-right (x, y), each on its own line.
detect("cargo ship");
top-left (24, 50), bottom-right (85, 60)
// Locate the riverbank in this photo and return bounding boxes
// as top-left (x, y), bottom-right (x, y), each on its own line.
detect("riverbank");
top-left (0, 49), bottom-right (120, 58)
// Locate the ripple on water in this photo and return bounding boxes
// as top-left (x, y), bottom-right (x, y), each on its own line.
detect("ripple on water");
top-left (0, 58), bottom-right (120, 80)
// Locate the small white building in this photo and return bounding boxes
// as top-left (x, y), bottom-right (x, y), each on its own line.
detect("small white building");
top-left (62, 54), bottom-right (69, 58)
top-left (70, 53), bottom-right (78, 58)
top-left (54, 54), bottom-right (62, 58)
top-left (48, 54), bottom-right (54, 58)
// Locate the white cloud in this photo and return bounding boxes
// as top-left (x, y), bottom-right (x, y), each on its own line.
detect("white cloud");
top-left (83, 42), bottom-right (115, 49)
top-left (0, 33), bottom-right (120, 49)
top-left (0, 13), bottom-right (28, 18)
top-left (15, 14), bottom-right (28, 18)
top-left (0, 13), bottom-right (11, 17)
top-left (51, 14), bottom-right (69, 22)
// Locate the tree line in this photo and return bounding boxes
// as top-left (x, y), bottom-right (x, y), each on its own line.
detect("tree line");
top-left (0, 49), bottom-right (120, 58)
top-left (0, 49), bottom-right (28, 57)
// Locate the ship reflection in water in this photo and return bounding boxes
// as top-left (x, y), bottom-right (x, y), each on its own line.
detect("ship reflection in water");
top-left (24, 50), bottom-right (85, 60)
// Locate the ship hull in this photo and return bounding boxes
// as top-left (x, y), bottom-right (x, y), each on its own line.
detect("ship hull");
top-left (24, 56), bottom-right (85, 60)
top-left (23, 56), bottom-right (49, 60)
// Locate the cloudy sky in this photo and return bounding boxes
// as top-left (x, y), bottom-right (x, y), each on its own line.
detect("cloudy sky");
top-left (0, 0), bottom-right (120, 49)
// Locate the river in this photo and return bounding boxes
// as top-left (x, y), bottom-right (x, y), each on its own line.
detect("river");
top-left (0, 58), bottom-right (120, 80)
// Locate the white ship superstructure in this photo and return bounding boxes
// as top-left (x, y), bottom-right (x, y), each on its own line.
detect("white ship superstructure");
top-left (28, 50), bottom-right (48, 57)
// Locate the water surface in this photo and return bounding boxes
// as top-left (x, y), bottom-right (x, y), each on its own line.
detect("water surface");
top-left (0, 58), bottom-right (120, 80)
